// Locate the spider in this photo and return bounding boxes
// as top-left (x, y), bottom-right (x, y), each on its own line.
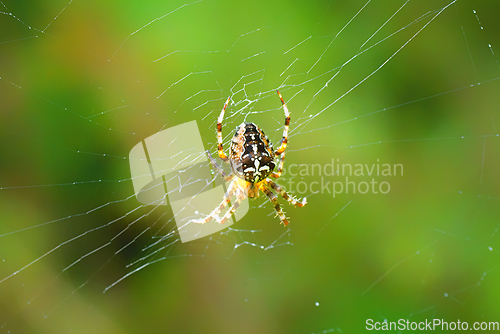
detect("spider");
top-left (191, 90), bottom-right (307, 226)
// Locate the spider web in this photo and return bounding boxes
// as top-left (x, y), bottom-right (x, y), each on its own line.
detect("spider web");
top-left (1, 0), bottom-right (500, 333)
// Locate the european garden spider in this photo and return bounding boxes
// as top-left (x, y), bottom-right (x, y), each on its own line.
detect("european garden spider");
top-left (192, 91), bottom-right (307, 226)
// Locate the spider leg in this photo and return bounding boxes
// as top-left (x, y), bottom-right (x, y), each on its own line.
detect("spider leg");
top-left (265, 178), bottom-right (307, 207)
top-left (261, 184), bottom-right (289, 226)
top-left (270, 151), bottom-right (286, 178)
top-left (214, 188), bottom-right (246, 225)
top-left (206, 150), bottom-right (234, 181)
top-left (274, 90), bottom-right (290, 156)
top-left (217, 97), bottom-right (231, 162)
top-left (190, 178), bottom-right (237, 224)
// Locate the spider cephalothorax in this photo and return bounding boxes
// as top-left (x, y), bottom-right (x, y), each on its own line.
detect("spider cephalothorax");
top-left (191, 90), bottom-right (307, 226)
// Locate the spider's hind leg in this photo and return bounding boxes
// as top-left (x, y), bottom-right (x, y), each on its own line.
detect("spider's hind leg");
top-left (206, 150), bottom-right (233, 181)
top-left (217, 97), bottom-right (231, 162)
top-left (270, 151), bottom-right (285, 178)
top-left (274, 90), bottom-right (290, 156)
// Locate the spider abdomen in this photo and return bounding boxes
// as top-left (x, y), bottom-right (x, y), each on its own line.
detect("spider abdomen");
top-left (230, 122), bottom-right (276, 183)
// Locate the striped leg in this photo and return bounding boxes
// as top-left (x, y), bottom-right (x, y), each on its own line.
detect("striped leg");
top-left (270, 151), bottom-right (285, 178)
top-left (274, 90), bottom-right (290, 156)
top-left (265, 178), bottom-right (307, 207)
top-left (261, 184), bottom-right (289, 226)
top-left (214, 189), bottom-right (245, 225)
top-left (190, 179), bottom-right (237, 224)
top-left (206, 150), bottom-right (234, 181)
top-left (217, 97), bottom-right (231, 162)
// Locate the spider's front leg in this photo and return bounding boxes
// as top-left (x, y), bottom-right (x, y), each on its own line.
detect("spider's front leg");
top-left (190, 181), bottom-right (247, 225)
top-left (189, 179), bottom-right (237, 225)
top-left (261, 184), bottom-right (289, 226)
top-left (265, 178), bottom-right (307, 207)
top-left (214, 188), bottom-right (245, 225)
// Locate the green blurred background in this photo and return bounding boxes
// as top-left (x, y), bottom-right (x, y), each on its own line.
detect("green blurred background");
top-left (1, 0), bottom-right (500, 333)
